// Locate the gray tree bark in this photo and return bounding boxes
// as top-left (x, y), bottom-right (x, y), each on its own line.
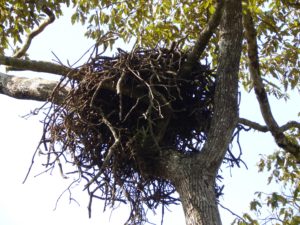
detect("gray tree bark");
top-left (156, 0), bottom-right (243, 224)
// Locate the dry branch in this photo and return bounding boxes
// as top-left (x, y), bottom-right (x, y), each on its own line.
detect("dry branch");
top-left (36, 46), bottom-right (216, 225)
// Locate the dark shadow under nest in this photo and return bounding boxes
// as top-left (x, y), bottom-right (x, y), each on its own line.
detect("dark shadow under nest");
top-left (39, 46), bottom-right (218, 224)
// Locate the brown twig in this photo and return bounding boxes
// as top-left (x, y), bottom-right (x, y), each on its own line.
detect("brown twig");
top-left (219, 203), bottom-right (247, 223)
top-left (33, 47), bottom-right (217, 224)
top-left (83, 116), bottom-right (120, 190)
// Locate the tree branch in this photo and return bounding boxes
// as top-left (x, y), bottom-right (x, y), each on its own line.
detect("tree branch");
top-left (239, 118), bottom-right (300, 133)
top-left (178, 0), bottom-right (224, 79)
top-left (239, 118), bottom-right (269, 132)
top-left (280, 121), bottom-right (300, 132)
top-left (0, 55), bottom-right (80, 79)
top-left (242, 3), bottom-right (300, 162)
top-left (12, 6), bottom-right (55, 59)
top-left (201, 0), bottom-right (243, 169)
top-left (0, 72), bottom-right (68, 104)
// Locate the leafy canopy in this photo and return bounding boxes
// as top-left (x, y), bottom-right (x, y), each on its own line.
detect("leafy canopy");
top-left (1, 0), bottom-right (299, 94)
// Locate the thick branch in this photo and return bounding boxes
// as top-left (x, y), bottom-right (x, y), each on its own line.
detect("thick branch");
top-left (239, 118), bottom-right (300, 133)
top-left (0, 55), bottom-right (80, 79)
top-left (0, 72), bottom-right (68, 103)
top-left (280, 121), bottom-right (300, 132)
top-left (200, 0), bottom-right (243, 169)
top-left (242, 4), bottom-right (300, 162)
top-left (178, 0), bottom-right (224, 79)
top-left (12, 6), bottom-right (55, 59)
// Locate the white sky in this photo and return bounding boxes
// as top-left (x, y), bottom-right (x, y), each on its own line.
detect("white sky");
top-left (0, 7), bottom-right (299, 225)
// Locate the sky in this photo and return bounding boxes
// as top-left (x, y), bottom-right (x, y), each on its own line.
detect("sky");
top-left (0, 6), bottom-right (299, 225)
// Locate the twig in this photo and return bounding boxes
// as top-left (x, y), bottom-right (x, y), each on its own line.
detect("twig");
top-left (22, 142), bottom-right (41, 183)
top-left (219, 203), bottom-right (247, 223)
top-left (54, 178), bottom-right (81, 211)
top-left (83, 116), bottom-right (120, 190)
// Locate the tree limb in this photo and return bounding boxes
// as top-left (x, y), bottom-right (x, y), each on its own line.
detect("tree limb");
top-left (239, 118), bottom-right (300, 133)
top-left (178, 0), bottom-right (224, 79)
top-left (0, 55), bottom-right (80, 79)
top-left (242, 3), bottom-right (300, 162)
top-left (201, 0), bottom-right (243, 169)
top-left (280, 121), bottom-right (300, 132)
top-left (12, 6), bottom-right (55, 59)
top-left (0, 72), bottom-right (68, 103)
top-left (239, 118), bottom-right (269, 132)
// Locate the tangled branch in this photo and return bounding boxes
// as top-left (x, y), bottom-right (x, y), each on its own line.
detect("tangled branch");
top-left (34, 46), bottom-right (216, 224)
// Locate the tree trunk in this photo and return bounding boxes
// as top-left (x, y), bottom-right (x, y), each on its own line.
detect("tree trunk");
top-left (159, 0), bottom-right (243, 224)
top-left (174, 170), bottom-right (221, 225)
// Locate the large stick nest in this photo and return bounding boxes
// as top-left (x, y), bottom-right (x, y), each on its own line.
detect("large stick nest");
top-left (42, 47), bottom-right (215, 224)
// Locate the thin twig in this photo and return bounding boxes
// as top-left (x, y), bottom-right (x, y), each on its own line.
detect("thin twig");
top-left (219, 203), bottom-right (247, 223)
top-left (83, 116), bottom-right (120, 190)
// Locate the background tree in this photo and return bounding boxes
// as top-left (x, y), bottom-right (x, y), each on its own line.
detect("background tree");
top-left (0, 0), bottom-right (299, 225)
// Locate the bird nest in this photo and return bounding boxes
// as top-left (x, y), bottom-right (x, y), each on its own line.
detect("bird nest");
top-left (40, 47), bottom-right (215, 224)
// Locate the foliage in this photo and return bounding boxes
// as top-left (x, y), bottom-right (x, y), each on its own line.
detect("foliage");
top-left (240, 0), bottom-right (300, 96)
top-left (0, 0), bottom-right (68, 54)
top-left (232, 150), bottom-right (300, 225)
top-left (2, 0), bottom-right (299, 96)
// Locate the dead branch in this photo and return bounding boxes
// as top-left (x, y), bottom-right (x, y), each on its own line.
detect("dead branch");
top-left (84, 116), bottom-right (121, 190)
top-left (35, 46), bottom-right (216, 224)
top-left (242, 2), bottom-right (300, 162)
